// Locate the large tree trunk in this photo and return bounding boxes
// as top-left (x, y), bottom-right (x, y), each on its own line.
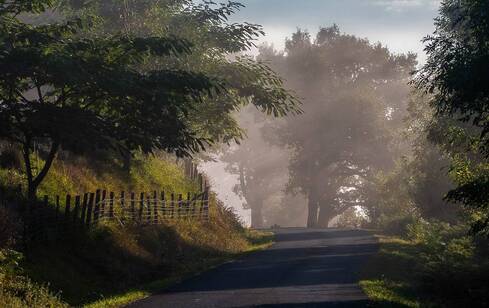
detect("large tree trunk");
top-left (306, 196), bottom-right (319, 228)
top-left (250, 203), bottom-right (264, 228)
top-left (317, 204), bottom-right (335, 228)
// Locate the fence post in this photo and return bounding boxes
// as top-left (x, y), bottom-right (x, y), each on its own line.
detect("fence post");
top-left (73, 195), bottom-right (81, 224)
top-left (100, 190), bottom-right (107, 219)
top-left (139, 192), bottom-right (144, 222)
top-left (86, 193), bottom-right (94, 227)
top-left (94, 189), bottom-right (101, 224)
top-left (130, 192), bottom-right (135, 221)
top-left (41, 195), bottom-right (48, 239)
top-left (198, 175), bottom-right (203, 192)
top-left (192, 193), bottom-right (198, 218)
top-left (120, 191), bottom-right (125, 221)
top-left (146, 193), bottom-right (151, 223)
top-left (186, 192), bottom-right (191, 218)
top-left (177, 194), bottom-right (183, 218)
top-left (170, 193), bottom-right (175, 219)
top-left (204, 189), bottom-right (209, 221)
top-left (199, 191), bottom-right (205, 220)
top-left (153, 191), bottom-right (158, 224)
top-left (161, 191), bottom-right (166, 220)
top-left (80, 193), bottom-right (88, 225)
top-left (55, 195), bottom-right (60, 222)
top-left (109, 192), bottom-right (115, 218)
top-left (64, 195), bottom-right (71, 233)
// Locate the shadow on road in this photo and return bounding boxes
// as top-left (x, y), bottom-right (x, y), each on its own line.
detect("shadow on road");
top-left (242, 299), bottom-right (410, 307)
top-left (272, 229), bottom-right (372, 243)
top-left (128, 228), bottom-right (380, 308)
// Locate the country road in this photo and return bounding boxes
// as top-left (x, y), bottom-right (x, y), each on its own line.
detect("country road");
top-left (128, 228), bottom-right (378, 308)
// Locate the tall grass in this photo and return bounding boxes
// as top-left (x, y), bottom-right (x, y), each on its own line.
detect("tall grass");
top-left (0, 152), bottom-right (271, 307)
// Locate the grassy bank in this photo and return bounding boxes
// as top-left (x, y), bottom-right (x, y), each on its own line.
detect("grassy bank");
top-left (0, 153), bottom-right (274, 307)
top-left (1, 219), bottom-right (272, 308)
top-left (360, 222), bottom-right (489, 307)
top-left (85, 228), bottom-right (273, 308)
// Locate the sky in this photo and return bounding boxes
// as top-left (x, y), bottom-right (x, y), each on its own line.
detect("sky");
top-left (230, 0), bottom-right (441, 64)
top-left (205, 0), bottom-right (442, 226)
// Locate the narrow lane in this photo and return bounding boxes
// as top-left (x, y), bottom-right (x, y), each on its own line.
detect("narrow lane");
top-left (128, 228), bottom-right (378, 308)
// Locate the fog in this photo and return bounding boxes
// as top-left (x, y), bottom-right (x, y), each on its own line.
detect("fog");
top-left (206, 25), bottom-right (415, 228)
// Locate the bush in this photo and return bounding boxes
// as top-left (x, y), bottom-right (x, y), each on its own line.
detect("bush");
top-left (0, 249), bottom-right (67, 308)
top-left (0, 207), bottom-right (21, 249)
top-left (0, 146), bottom-right (22, 170)
top-left (403, 220), bottom-right (489, 304)
top-left (379, 213), bottom-right (418, 236)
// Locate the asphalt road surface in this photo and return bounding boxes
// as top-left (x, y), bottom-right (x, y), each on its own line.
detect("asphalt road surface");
top-left (128, 228), bottom-right (378, 308)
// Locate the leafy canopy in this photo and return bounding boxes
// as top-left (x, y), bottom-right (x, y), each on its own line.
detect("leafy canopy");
top-left (415, 0), bottom-right (489, 236)
top-left (0, 0), bottom-right (299, 197)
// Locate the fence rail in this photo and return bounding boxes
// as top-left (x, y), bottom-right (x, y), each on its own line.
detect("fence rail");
top-left (1, 188), bottom-right (210, 244)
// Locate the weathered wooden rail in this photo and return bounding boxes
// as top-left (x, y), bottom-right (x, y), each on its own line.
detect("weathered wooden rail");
top-left (0, 187), bottom-right (210, 244)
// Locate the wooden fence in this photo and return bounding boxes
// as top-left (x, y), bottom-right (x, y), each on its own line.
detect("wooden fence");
top-left (183, 159), bottom-right (208, 191)
top-left (0, 160), bottom-right (210, 243)
top-left (0, 188), bottom-right (210, 244)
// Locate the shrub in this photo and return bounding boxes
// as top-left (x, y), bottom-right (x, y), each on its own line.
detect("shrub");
top-left (403, 220), bottom-right (488, 303)
top-left (379, 213), bottom-right (419, 236)
top-left (0, 146), bottom-right (22, 170)
top-left (0, 207), bottom-right (21, 249)
top-left (0, 249), bottom-right (67, 308)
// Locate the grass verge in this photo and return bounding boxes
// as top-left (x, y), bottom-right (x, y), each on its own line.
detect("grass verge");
top-left (85, 229), bottom-right (273, 308)
top-left (360, 233), bottom-right (489, 307)
top-left (359, 236), bottom-right (427, 307)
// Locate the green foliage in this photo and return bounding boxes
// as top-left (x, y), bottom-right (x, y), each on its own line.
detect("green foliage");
top-left (335, 207), bottom-right (366, 229)
top-left (0, 0), bottom-right (300, 199)
top-left (0, 207), bottom-right (21, 248)
top-left (0, 0), bottom-right (223, 198)
top-left (34, 153), bottom-right (198, 196)
top-left (415, 0), bottom-right (489, 236)
top-left (380, 214), bottom-right (419, 237)
top-left (0, 249), bottom-right (68, 308)
top-left (67, 0), bottom-right (300, 145)
top-left (361, 221), bottom-right (489, 307)
top-left (0, 249), bottom-right (23, 279)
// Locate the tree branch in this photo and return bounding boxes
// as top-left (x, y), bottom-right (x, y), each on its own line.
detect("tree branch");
top-left (31, 140), bottom-right (60, 193)
top-left (21, 140), bottom-right (33, 190)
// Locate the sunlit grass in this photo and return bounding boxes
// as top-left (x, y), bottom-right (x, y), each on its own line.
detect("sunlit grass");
top-left (0, 154), bottom-right (274, 307)
top-left (359, 236), bottom-right (433, 307)
top-left (83, 230), bottom-right (274, 308)
top-left (360, 280), bottom-right (420, 308)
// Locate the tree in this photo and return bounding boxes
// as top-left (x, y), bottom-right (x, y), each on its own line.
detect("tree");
top-left (0, 0), bottom-right (299, 199)
top-left (414, 0), bottom-right (489, 236)
top-left (68, 0), bottom-right (300, 145)
top-left (404, 94), bottom-right (460, 222)
top-left (259, 26), bottom-right (416, 227)
top-left (221, 106), bottom-right (290, 228)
